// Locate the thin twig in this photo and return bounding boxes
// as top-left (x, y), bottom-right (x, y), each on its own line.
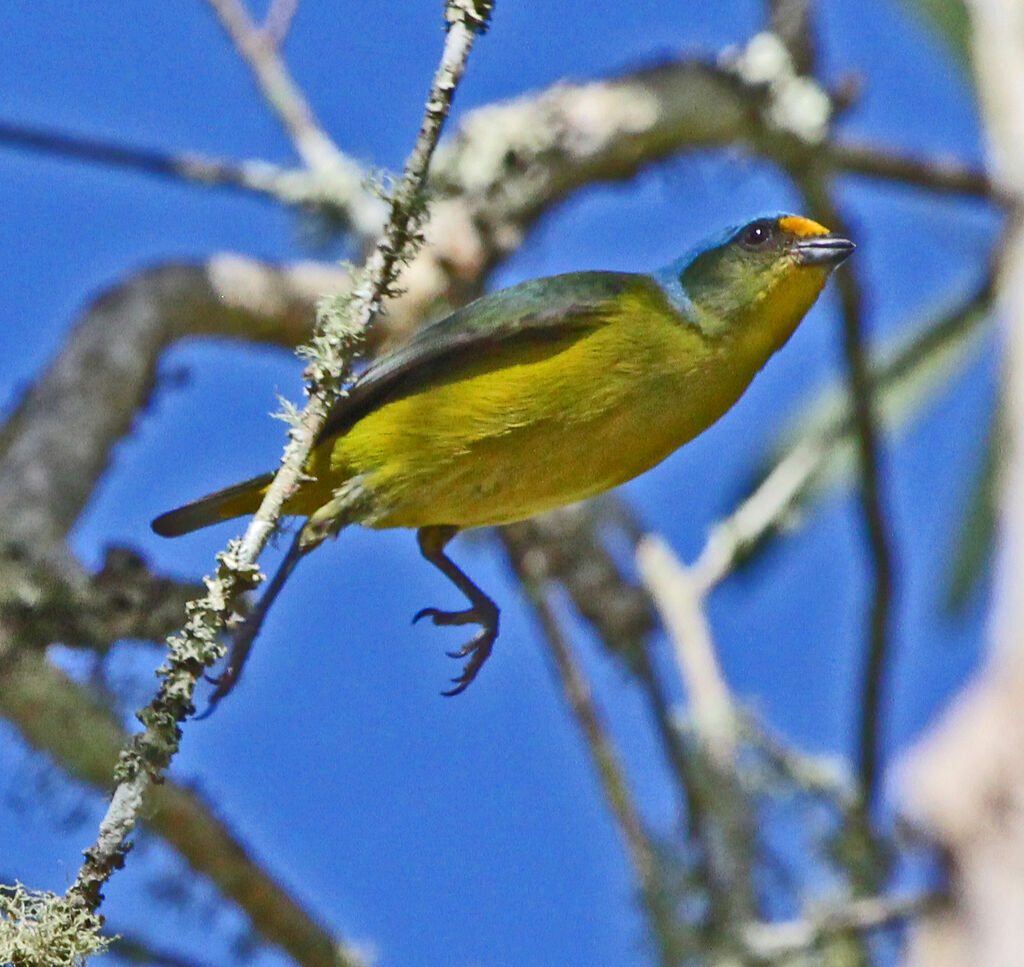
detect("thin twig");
top-left (0, 119), bottom-right (381, 221)
top-left (261, 0), bottom-right (300, 49)
top-left (64, 0), bottom-right (492, 915)
top-left (204, 0), bottom-right (343, 173)
top-left (0, 119), bottom-right (277, 189)
top-left (203, 0), bottom-right (384, 239)
top-left (792, 172), bottom-right (896, 806)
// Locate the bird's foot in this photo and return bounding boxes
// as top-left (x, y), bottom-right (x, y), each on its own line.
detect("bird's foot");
top-left (413, 597), bottom-right (499, 696)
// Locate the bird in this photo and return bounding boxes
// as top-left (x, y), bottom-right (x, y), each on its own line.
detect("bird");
top-left (153, 213), bottom-right (853, 701)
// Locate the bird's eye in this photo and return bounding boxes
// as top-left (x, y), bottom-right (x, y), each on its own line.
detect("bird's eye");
top-left (740, 221), bottom-right (775, 249)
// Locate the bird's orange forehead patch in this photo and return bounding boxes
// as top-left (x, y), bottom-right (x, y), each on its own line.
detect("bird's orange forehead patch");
top-left (778, 215), bottom-right (831, 237)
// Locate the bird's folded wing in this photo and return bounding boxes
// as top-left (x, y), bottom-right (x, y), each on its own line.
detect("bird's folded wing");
top-left (318, 271), bottom-right (648, 441)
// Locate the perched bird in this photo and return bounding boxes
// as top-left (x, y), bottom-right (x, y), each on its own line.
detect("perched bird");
top-left (153, 213), bottom-right (853, 699)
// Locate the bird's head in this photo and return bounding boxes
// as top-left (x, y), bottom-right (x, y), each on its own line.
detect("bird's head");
top-left (662, 214), bottom-right (854, 342)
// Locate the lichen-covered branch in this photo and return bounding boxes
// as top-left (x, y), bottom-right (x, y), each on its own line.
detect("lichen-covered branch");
top-left (63, 0), bottom-right (493, 917)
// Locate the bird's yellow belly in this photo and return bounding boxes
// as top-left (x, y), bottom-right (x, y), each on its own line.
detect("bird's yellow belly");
top-left (303, 311), bottom-right (752, 530)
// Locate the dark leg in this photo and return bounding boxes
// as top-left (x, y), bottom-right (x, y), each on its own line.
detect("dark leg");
top-left (414, 525), bottom-right (500, 696)
top-left (196, 528), bottom-right (308, 719)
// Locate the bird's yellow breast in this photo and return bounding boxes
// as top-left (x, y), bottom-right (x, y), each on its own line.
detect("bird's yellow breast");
top-left (294, 283), bottom-right (791, 530)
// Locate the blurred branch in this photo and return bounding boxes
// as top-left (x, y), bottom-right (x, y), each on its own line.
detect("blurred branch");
top-left (501, 531), bottom-right (681, 967)
top-left (823, 140), bottom-right (999, 202)
top-left (635, 536), bottom-right (759, 936)
top-left (791, 172), bottom-right (897, 806)
top-left (0, 545), bottom-right (201, 654)
top-left (261, 0), bottom-right (300, 49)
top-left (765, 0), bottom-right (816, 75)
top-left (205, 0), bottom-right (340, 174)
top-left (104, 931), bottom-right (219, 967)
top-left (0, 55), bottom-right (995, 271)
top-left (0, 120), bottom-right (383, 222)
top-left (499, 508), bottom-right (720, 864)
top-left (203, 0), bottom-right (383, 239)
top-left (0, 257), bottom-right (346, 549)
top-left (904, 3), bottom-right (1024, 965)
top-left (636, 537), bottom-right (736, 766)
top-left (744, 892), bottom-right (936, 961)
top-left (0, 650), bottom-right (364, 967)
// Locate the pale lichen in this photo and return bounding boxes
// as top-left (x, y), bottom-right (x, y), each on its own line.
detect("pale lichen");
top-left (0, 884), bottom-right (110, 967)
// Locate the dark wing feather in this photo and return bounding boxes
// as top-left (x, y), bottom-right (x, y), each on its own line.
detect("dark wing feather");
top-left (317, 271), bottom-right (646, 442)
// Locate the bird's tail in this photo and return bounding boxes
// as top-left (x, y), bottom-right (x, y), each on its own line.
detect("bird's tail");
top-left (151, 472), bottom-right (275, 537)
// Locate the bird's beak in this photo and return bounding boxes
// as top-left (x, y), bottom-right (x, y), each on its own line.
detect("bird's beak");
top-left (795, 233), bottom-right (855, 267)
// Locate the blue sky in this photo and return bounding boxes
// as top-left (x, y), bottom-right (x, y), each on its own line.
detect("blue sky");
top-left (0, 2), bottom-right (1000, 965)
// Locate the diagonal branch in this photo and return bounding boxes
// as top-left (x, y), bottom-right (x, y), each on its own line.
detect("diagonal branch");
top-left (500, 529), bottom-right (681, 967)
top-left (64, 0), bottom-right (493, 916)
top-left (204, 0), bottom-right (344, 174)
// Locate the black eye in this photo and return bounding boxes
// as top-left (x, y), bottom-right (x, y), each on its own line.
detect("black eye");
top-left (740, 220), bottom-right (775, 249)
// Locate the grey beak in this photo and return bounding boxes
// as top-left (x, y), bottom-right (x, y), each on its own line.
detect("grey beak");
top-left (796, 233), bottom-right (855, 267)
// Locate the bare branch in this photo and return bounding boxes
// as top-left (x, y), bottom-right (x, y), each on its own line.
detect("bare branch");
top-left (824, 140), bottom-right (999, 202)
top-left (204, 0), bottom-right (341, 173)
top-left (0, 119), bottom-right (386, 225)
top-left (0, 257), bottom-right (346, 549)
top-left (203, 0), bottom-right (384, 239)
top-left (633, 535), bottom-right (759, 933)
top-left (636, 536), bottom-right (737, 767)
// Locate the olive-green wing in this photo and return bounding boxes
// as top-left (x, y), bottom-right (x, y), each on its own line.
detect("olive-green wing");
top-left (318, 271), bottom-right (649, 441)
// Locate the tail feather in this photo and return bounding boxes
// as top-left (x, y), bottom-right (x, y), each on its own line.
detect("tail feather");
top-left (151, 472), bottom-right (275, 537)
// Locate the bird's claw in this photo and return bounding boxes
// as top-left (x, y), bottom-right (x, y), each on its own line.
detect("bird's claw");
top-left (413, 598), bottom-right (499, 695)
top-left (413, 605), bottom-right (477, 627)
top-left (441, 626), bottom-right (496, 696)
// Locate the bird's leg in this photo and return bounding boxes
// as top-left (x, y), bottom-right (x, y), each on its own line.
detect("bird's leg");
top-left (414, 524), bottom-right (500, 696)
top-left (197, 528), bottom-right (309, 719)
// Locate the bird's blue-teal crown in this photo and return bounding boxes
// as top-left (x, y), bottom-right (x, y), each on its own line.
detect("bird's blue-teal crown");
top-left (654, 213), bottom-right (854, 337)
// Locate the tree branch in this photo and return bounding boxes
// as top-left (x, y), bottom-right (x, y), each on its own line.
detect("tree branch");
top-left (64, 0), bottom-right (493, 916)
top-left (744, 892), bottom-right (936, 961)
top-left (791, 172), bottom-right (897, 806)
top-left (500, 529), bottom-right (682, 967)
